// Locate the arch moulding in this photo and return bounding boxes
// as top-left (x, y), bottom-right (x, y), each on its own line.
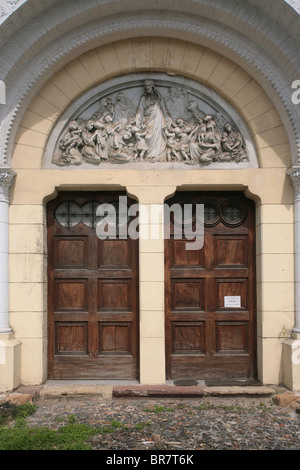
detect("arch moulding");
top-left (0, 2), bottom-right (298, 169)
top-left (13, 38), bottom-right (291, 174)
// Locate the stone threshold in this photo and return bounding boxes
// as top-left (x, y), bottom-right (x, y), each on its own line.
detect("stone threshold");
top-left (0, 380), bottom-right (281, 402)
top-left (112, 384), bottom-right (276, 398)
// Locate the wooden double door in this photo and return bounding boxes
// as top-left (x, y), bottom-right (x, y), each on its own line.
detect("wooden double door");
top-left (47, 192), bottom-right (139, 380)
top-left (48, 191), bottom-right (256, 381)
top-left (165, 192), bottom-right (256, 381)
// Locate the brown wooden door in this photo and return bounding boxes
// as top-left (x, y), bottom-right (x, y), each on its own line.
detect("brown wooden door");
top-left (47, 192), bottom-right (139, 379)
top-left (165, 192), bottom-right (256, 381)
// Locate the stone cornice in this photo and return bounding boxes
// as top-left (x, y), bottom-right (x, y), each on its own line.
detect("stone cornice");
top-left (0, 167), bottom-right (15, 202)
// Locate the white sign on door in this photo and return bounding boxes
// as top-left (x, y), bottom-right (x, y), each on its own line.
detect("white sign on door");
top-left (224, 296), bottom-right (241, 308)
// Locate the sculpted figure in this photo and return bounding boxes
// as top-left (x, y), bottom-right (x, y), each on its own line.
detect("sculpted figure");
top-left (221, 122), bottom-right (248, 162)
top-left (113, 92), bottom-right (135, 127)
top-left (203, 115), bottom-right (219, 143)
top-left (91, 120), bottom-right (108, 160)
top-left (189, 115), bottom-right (221, 165)
top-left (103, 114), bottom-right (131, 164)
top-left (165, 87), bottom-right (189, 121)
top-left (81, 120), bottom-right (101, 163)
top-left (54, 121), bottom-right (82, 165)
top-left (131, 124), bottom-right (148, 160)
top-left (173, 118), bottom-right (198, 161)
top-left (93, 97), bottom-right (114, 122)
top-left (135, 80), bottom-right (171, 161)
top-left (103, 114), bottom-right (121, 149)
top-left (162, 124), bottom-right (180, 161)
top-left (219, 132), bottom-right (235, 162)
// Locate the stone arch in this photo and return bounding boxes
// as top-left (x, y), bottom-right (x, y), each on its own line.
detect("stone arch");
top-left (0, 0), bottom-right (299, 167)
top-left (12, 39), bottom-right (291, 171)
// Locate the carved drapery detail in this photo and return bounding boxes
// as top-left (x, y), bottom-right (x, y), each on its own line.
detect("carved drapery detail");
top-left (0, 168), bottom-right (15, 202)
top-left (52, 79), bottom-right (249, 168)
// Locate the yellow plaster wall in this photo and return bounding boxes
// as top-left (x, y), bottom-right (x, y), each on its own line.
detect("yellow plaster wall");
top-left (10, 38), bottom-right (294, 385)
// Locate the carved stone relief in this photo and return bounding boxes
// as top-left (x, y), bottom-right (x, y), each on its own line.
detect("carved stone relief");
top-left (0, 168), bottom-right (15, 202)
top-left (47, 76), bottom-right (256, 169)
top-left (287, 167), bottom-right (300, 201)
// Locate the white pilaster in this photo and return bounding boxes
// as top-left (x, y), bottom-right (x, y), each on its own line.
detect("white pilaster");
top-left (283, 168), bottom-right (300, 391)
top-left (287, 167), bottom-right (300, 334)
top-left (0, 169), bottom-right (15, 333)
top-left (0, 168), bottom-right (21, 393)
top-left (127, 185), bottom-right (176, 384)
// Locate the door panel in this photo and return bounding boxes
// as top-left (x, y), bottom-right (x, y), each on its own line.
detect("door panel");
top-left (47, 192), bottom-right (139, 380)
top-left (165, 192), bottom-right (256, 381)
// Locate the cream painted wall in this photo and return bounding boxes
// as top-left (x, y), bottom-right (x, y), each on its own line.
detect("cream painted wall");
top-left (9, 38), bottom-right (294, 385)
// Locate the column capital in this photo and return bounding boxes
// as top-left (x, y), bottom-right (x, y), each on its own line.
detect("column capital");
top-left (0, 168), bottom-right (16, 203)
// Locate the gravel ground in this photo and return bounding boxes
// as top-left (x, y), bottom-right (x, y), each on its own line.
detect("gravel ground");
top-left (24, 395), bottom-right (300, 451)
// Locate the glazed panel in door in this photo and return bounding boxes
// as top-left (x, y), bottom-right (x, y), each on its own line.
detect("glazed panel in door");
top-left (165, 192), bottom-right (256, 380)
top-left (47, 192), bottom-right (139, 379)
